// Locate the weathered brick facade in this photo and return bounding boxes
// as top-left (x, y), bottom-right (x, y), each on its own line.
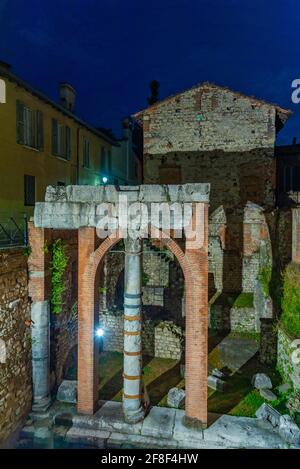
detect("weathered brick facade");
top-left (135, 83), bottom-right (290, 325)
top-left (0, 249), bottom-right (31, 442)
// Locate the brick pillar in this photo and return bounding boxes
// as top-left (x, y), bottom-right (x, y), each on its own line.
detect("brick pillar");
top-left (292, 208), bottom-right (300, 264)
top-left (184, 203), bottom-right (208, 428)
top-left (77, 227), bottom-right (99, 414)
top-left (28, 222), bottom-right (52, 413)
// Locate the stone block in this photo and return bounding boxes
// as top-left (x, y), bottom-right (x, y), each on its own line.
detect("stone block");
top-left (255, 403), bottom-right (281, 428)
top-left (259, 389), bottom-right (277, 401)
top-left (167, 388), bottom-right (185, 409)
top-left (57, 380), bottom-right (77, 404)
top-left (278, 415), bottom-right (300, 445)
top-left (208, 375), bottom-right (225, 392)
top-left (141, 406), bottom-right (176, 439)
top-left (252, 373), bottom-right (272, 390)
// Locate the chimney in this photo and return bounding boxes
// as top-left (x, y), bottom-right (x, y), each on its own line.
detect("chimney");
top-left (122, 117), bottom-right (131, 139)
top-left (59, 83), bottom-right (76, 112)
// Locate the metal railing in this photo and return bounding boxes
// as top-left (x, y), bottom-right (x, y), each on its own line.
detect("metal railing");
top-left (0, 213), bottom-right (28, 248)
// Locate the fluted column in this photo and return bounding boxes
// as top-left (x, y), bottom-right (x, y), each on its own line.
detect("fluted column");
top-left (123, 237), bottom-right (144, 423)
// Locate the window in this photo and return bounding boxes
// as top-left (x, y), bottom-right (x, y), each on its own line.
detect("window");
top-left (107, 149), bottom-right (112, 172)
top-left (100, 146), bottom-right (106, 171)
top-left (16, 100), bottom-right (43, 149)
top-left (24, 175), bottom-right (35, 206)
top-left (83, 139), bottom-right (90, 167)
top-left (52, 119), bottom-right (71, 159)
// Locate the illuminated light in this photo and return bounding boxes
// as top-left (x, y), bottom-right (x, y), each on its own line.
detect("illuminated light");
top-left (96, 328), bottom-right (104, 337)
top-left (102, 176), bottom-right (108, 184)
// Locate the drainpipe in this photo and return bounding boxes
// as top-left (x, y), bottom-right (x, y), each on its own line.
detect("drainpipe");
top-left (76, 127), bottom-right (81, 184)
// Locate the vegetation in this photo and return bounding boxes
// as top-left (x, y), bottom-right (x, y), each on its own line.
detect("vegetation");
top-left (229, 389), bottom-right (264, 417)
top-left (233, 292), bottom-right (254, 308)
top-left (48, 239), bottom-right (68, 315)
top-left (142, 271), bottom-right (150, 286)
top-left (23, 245), bottom-right (32, 257)
top-left (258, 265), bottom-right (272, 297)
top-left (230, 386), bottom-right (292, 418)
top-left (280, 262), bottom-right (300, 338)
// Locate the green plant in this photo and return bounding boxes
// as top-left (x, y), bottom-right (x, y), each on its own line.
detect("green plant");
top-left (49, 239), bottom-right (68, 315)
top-left (233, 292), bottom-right (254, 308)
top-left (142, 271), bottom-right (150, 286)
top-left (23, 245), bottom-right (32, 257)
top-left (258, 265), bottom-right (272, 296)
top-left (280, 262), bottom-right (300, 338)
top-left (99, 287), bottom-right (107, 295)
top-left (229, 389), bottom-right (264, 417)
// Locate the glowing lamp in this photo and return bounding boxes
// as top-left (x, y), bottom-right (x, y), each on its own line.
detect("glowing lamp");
top-left (96, 328), bottom-right (104, 337)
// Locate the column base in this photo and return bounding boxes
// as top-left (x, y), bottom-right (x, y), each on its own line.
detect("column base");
top-left (182, 415), bottom-right (207, 430)
top-left (32, 396), bottom-right (51, 415)
top-left (123, 405), bottom-right (145, 424)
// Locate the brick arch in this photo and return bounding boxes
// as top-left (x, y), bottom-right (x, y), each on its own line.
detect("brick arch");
top-left (78, 225), bottom-right (208, 426)
top-left (77, 230), bottom-right (122, 415)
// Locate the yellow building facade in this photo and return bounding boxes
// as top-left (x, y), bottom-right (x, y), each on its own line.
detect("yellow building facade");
top-left (0, 64), bottom-right (116, 222)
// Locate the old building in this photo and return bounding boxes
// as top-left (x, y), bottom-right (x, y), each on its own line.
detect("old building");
top-left (132, 82), bottom-right (291, 330)
top-left (0, 62), bottom-right (141, 247)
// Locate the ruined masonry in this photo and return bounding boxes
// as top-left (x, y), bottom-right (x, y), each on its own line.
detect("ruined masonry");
top-left (31, 183), bottom-right (210, 428)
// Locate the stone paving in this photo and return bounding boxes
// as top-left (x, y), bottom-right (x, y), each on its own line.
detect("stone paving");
top-left (20, 400), bottom-right (296, 449)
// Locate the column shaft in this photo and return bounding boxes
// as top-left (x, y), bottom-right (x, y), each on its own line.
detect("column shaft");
top-left (28, 223), bottom-right (52, 412)
top-left (184, 203), bottom-right (208, 428)
top-left (123, 237), bottom-right (144, 423)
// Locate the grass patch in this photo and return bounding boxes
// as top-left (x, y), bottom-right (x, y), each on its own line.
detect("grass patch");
top-left (232, 292), bottom-right (254, 308)
top-left (229, 385), bottom-right (292, 418)
top-left (229, 389), bottom-right (264, 417)
top-left (280, 262), bottom-right (300, 338)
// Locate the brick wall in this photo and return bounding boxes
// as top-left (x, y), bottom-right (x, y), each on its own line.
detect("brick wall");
top-left (0, 248), bottom-right (32, 442)
top-left (141, 85), bottom-right (277, 304)
top-left (49, 230), bottom-right (78, 391)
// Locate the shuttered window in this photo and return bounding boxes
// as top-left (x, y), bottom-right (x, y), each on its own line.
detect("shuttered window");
top-left (52, 119), bottom-right (71, 159)
top-left (83, 139), bottom-right (90, 168)
top-left (100, 146), bottom-right (107, 171)
top-left (16, 100), bottom-right (43, 149)
top-left (24, 175), bottom-right (36, 206)
top-left (107, 149), bottom-right (112, 172)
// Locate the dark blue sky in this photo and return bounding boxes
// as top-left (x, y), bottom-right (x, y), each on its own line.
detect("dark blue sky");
top-left (0, 0), bottom-right (299, 143)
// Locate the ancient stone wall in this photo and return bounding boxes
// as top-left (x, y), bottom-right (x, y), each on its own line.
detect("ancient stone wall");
top-left (154, 321), bottom-right (183, 359)
top-left (141, 85), bottom-right (277, 306)
top-left (230, 307), bottom-right (257, 332)
top-left (99, 312), bottom-right (183, 360)
top-left (0, 248), bottom-right (32, 442)
top-left (142, 85), bottom-right (276, 213)
top-left (277, 327), bottom-right (300, 391)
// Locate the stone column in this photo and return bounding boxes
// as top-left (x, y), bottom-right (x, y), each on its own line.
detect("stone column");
top-left (31, 301), bottom-right (50, 412)
top-left (123, 237), bottom-right (144, 423)
top-left (28, 222), bottom-right (52, 413)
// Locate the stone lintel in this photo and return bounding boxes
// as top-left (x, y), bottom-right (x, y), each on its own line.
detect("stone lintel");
top-left (35, 184), bottom-right (210, 229)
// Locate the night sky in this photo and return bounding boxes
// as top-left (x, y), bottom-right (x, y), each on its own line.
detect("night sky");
top-left (1, 0), bottom-right (300, 144)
